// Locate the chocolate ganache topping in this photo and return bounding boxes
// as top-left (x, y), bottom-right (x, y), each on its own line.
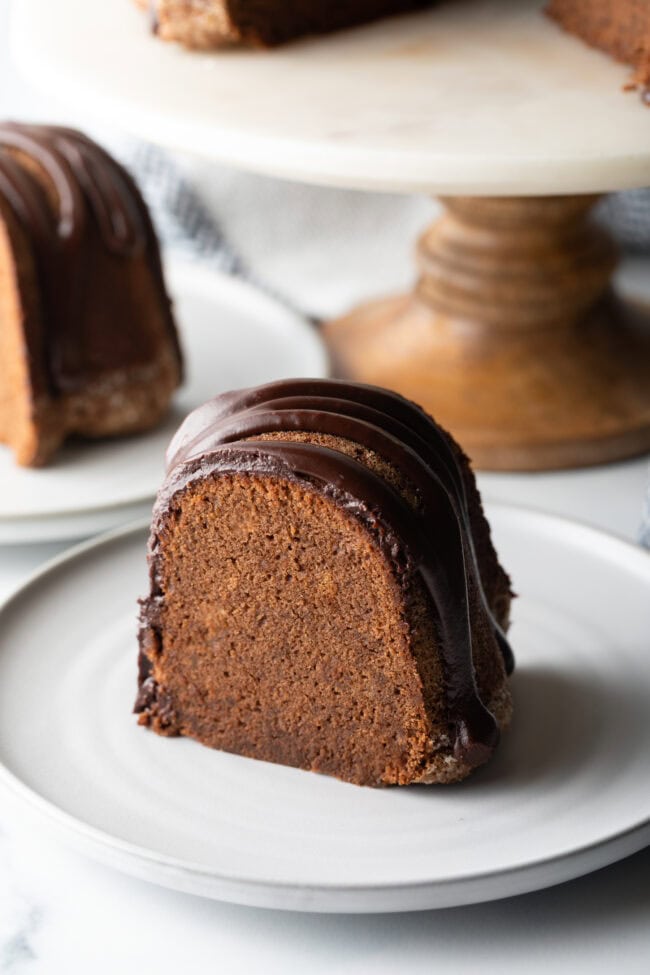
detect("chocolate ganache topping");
top-left (0, 122), bottom-right (179, 393)
top-left (148, 380), bottom-right (514, 768)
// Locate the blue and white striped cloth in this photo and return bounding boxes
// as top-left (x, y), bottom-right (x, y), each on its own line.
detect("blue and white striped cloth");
top-left (121, 141), bottom-right (312, 321)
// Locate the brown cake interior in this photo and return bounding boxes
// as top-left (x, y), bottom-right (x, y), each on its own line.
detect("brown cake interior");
top-left (0, 197), bottom-right (50, 464)
top-left (138, 421), bottom-right (512, 787)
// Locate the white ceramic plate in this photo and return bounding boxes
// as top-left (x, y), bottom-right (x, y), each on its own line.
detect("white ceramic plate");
top-left (0, 505), bottom-right (648, 913)
top-left (11, 0), bottom-right (650, 194)
top-left (0, 261), bottom-right (327, 544)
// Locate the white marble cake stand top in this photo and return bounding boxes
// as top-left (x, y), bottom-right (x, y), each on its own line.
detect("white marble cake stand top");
top-left (11, 0), bottom-right (650, 195)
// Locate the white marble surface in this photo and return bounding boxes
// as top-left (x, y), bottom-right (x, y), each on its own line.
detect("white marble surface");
top-left (1, 814), bottom-right (648, 974)
top-left (2, 8), bottom-right (650, 969)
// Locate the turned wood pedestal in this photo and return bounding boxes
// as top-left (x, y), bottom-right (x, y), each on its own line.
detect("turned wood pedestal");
top-left (324, 196), bottom-right (650, 471)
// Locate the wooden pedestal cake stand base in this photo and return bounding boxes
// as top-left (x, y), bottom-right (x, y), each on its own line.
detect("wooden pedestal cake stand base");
top-left (325, 196), bottom-right (650, 470)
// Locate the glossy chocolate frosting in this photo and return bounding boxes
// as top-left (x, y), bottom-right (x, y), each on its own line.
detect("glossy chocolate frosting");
top-left (146, 380), bottom-right (514, 768)
top-left (0, 122), bottom-right (180, 394)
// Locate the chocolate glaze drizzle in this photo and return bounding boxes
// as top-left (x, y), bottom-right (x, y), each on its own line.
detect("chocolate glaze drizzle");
top-left (145, 380), bottom-right (514, 769)
top-left (0, 122), bottom-right (179, 393)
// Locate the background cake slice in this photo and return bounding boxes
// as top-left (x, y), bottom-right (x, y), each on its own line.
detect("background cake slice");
top-left (0, 123), bottom-right (182, 467)
top-left (136, 380), bottom-right (514, 787)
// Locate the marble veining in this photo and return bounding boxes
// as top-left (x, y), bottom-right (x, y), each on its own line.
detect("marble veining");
top-left (0, 827), bottom-right (43, 971)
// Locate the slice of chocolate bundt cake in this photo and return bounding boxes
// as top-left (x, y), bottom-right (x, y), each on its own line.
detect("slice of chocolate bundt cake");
top-left (0, 123), bottom-right (182, 467)
top-left (136, 380), bottom-right (513, 786)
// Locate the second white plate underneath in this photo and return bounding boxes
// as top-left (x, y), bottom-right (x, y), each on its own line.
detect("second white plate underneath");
top-left (0, 505), bottom-right (648, 912)
top-left (0, 261), bottom-right (327, 544)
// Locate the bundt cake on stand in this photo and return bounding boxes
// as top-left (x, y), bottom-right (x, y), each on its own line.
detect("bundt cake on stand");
top-left (139, 0), bottom-right (650, 100)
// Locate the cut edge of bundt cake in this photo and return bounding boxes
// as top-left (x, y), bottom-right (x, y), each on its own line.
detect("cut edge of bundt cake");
top-left (136, 380), bottom-right (514, 787)
top-left (0, 122), bottom-right (182, 467)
